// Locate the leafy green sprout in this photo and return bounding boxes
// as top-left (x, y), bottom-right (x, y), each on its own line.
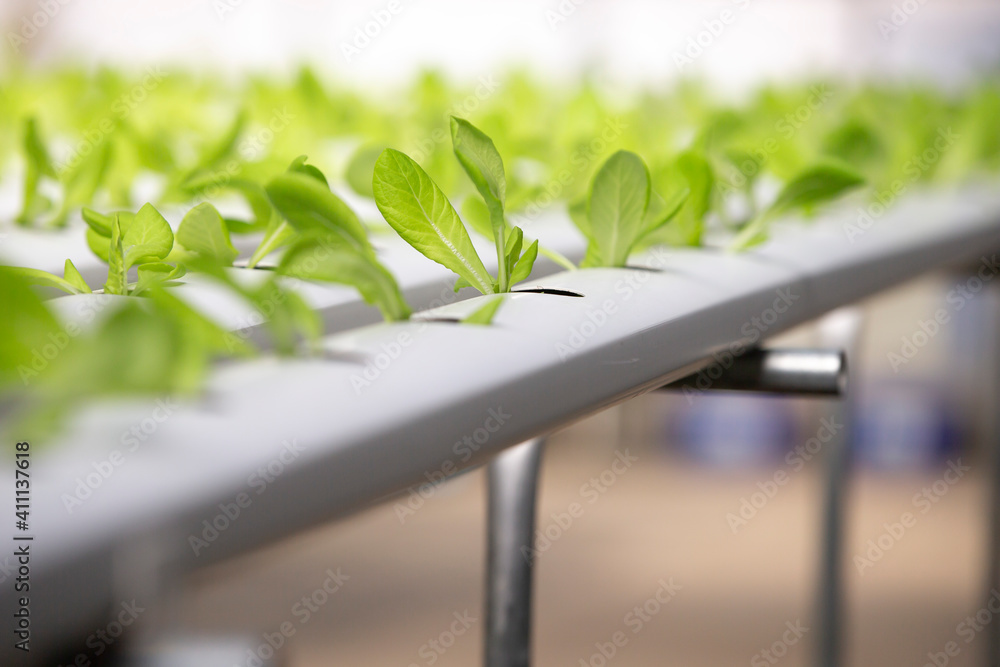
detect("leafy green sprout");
top-left (371, 118), bottom-right (545, 324)
top-left (727, 161), bottom-right (866, 251)
top-left (572, 150), bottom-right (690, 267)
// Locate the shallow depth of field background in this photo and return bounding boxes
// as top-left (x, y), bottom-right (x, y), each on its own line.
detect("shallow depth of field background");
top-left (5, 1), bottom-right (1000, 665)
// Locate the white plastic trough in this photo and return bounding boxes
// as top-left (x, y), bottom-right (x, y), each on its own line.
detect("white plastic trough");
top-left (3, 183), bottom-right (1000, 665)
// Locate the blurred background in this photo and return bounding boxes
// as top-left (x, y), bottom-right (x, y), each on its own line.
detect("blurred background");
top-left (4, 0), bottom-right (1000, 664)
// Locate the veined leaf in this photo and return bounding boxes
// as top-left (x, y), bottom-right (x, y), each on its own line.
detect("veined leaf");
top-left (177, 202), bottom-right (238, 266)
top-left (587, 150), bottom-right (651, 267)
top-left (451, 117), bottom-right (509, 289)
top-left (373, 149), bottom-right (494, 294)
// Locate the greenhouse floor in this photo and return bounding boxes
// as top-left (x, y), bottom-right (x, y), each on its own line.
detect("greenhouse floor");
top-left (173, 412), bottom-right (988, 667)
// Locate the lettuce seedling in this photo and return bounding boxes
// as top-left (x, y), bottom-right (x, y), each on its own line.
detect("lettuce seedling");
top-left (80, 203), bottom-right (185, 295)
top-left (574, 150), bottom-right (689, 267)
top-left (372, 120), bottom-right (538, 298)
top-left (246, 156), bottom-right (330, 268)
top-left (728, 161), bottom-right (866, 251)
top-left (265, 168), bottom-right (411, 322)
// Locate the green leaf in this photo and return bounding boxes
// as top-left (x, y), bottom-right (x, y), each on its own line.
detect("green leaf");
top-left (345, 145), bottom-right (383, 198)
top-left (451, 117), bottom-right (509, 289)
top-left (587, 150), bottom-right (651, 267)
top-left (640, 187), bottom-right (690, 240)
top-left (24, 117), bottom-right (55, 178)
top-left (661, 151), bottom-right (714, 247)
top-left (766, 161), bottom-right (866, 217)
top-left (132, 262), bottom-right (186, 296)
top-left (504, 226), bottom-right (523, 278)
top-left (63, 259), bottom-right (90, 293)
top-left (81, 207), bottom-right (112, 236)
top-left (247, 220), bottom-right (295, 268)
top-left (373, 149), bottom-right (494, 294)
top-left (288, 155), bottom-right (329, 186)
top-left (568, 198), bottom-right (589, 237)
top-left (462, 296), bottom-right (504, 325)
top-left (55, 139), bottom-right (113, 227)
top-left (2, 266), bottom-right (87, 296)
top-left (17, 117), bottom-right (56, 226)
top-left (176, 203), bottom-right (238, 266)
top-left (197, 110), bottom-right (245, 171)
top-left (450, 117), bottom-right (506, 210)
top-left (104, 214), bottom-right (128, 295)
top-left (265, 172), bottom-right (370, 253)
top-left (123, 203), bottom-right (174, 269)
top-left (0, 269), bottom-right (64, 386)
top-left (183, 177), bottom-right (277, 232)
top-left (280, 236), bottom-right (411, 322)
top-left (509, 239), bottom-right (538, 285)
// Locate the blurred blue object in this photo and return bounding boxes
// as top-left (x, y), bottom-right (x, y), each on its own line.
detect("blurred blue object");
top-left (670, 394), bottom-right (797, 468)
top-left (852, 381), bottom-right (960, 471)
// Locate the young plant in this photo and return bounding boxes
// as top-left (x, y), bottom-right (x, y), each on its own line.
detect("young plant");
top-left (265, 165), bottom-right (411, 322)
top-left (82, 203), bottom-right (185, 296)
top-left (573, 150), bottom-right (689, 267)
top-left (371, 119), bottom-right (538, 298)
top-left (728, 161), bottom-right (866, 251)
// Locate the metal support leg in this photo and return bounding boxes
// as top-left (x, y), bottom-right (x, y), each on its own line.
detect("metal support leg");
top-left (485, 438), bottom-right (545, 667)
top-left (984, 283), bottom-right (1000, 667)
top-left (815, 308), bottom-right (863, 667)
